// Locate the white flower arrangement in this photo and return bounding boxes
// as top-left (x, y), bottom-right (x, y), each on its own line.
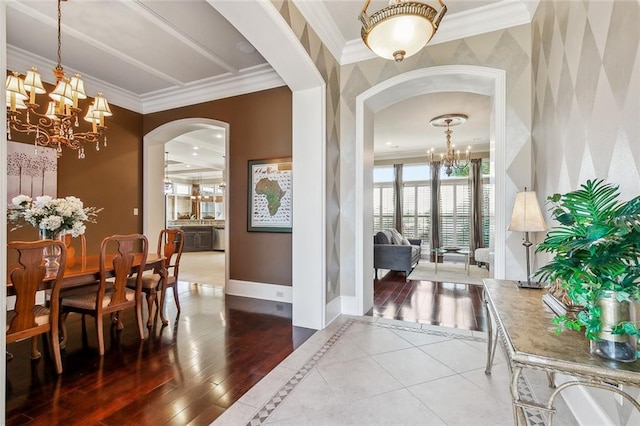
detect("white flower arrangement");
top-left (8, 194), bottom-right (102, 238)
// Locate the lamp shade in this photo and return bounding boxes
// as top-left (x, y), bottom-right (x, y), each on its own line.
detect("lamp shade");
top-left (508, 190), bottom-right (548, 232)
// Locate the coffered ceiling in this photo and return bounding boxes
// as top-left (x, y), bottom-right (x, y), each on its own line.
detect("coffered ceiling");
top-left (5, 0), bottom-right (538, 177)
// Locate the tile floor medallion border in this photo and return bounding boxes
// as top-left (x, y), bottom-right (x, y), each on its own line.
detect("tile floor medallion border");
top-left (246, 317), bottom-right (546, 426)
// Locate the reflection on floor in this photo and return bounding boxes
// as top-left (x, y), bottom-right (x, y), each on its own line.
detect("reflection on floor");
top-left (179, 250), bottom-right (225, 287)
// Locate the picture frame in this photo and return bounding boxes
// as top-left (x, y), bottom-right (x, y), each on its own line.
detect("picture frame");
top-left (7, 141), bottom-right (57, 201)
top-left (248, 157), bottom-right (292, 232)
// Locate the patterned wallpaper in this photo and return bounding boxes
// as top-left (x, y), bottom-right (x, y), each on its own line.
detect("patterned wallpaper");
top-left (339, 25), bottom-right (535, 290)
top-left (532, 0), bottom-right (640, 206)
top-left (271, 1), bottom-right (342, 302)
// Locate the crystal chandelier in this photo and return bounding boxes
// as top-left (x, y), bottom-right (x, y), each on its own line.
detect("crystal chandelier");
top-left (5, 0), bottom-right (112, 159)
top-left (428, 113), bottom-right (470, 176)
top-left (359, 0), bottom-right (447, 63)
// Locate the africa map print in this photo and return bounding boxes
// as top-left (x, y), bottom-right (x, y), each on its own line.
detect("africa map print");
top-left (249, 159), bottom-right (292, 231)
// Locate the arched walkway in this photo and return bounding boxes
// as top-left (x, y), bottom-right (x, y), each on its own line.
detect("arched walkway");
top-left (354, 65), bottom-right (507, 315)
top-left (143, 118), bottom-right (230, 286)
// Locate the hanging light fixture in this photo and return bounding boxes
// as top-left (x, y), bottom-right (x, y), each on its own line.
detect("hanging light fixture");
top-left (163, 152), bottom-right (173, 193)
top-left (359, 0), bottom-right (447, 63)
top-left (428, 113), bottom-right (470, 176)
top-left (5, 0), bottom-right (112, 159)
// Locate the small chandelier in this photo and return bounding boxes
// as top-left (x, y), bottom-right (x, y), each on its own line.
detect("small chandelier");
top-left (359, 0), bottom-right (447, 63)
top-left (428, 113), bottom-right (470, 176)
top-left (5, 0), bottom-right (112, 159)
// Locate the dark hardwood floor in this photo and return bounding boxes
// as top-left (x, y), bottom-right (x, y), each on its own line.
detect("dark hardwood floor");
top-left (5, 284), bottom-right (314, 425)
top-left (370, 269), bottom-right (487, 332)
top-left (6, 270), bottom-right (486, 425)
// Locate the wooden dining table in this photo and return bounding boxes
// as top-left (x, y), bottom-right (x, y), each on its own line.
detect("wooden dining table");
top-left (7, 253), bottom-right (170, 325)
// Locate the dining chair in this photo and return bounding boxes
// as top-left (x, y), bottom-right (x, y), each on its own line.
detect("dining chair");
top-left (60, 234), bottom-right (148, 356)
top-left (128, 229), bottom-right (184, 326)
top-left (62, 233), bottom-right (87, 267)
top-left (7, 239), bottom-right (67, 374)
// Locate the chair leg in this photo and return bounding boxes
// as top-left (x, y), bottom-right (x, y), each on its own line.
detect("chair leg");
top-left (145, 290), bottom-right (155, 328)
top-left (158, 285), bottom-right (169, 326)
top-left (96, 315), bottom-right (105, 356)
top-left (172, 283), bottom-right (181, 313)
top-left (30, 336), bottom-right (42, 360)
top-left (135, 302), bottom-right (145, 341)
top-left (59, 312), bottom-right (69, 349)
top-left (50, 326), bottom-right (63, 374)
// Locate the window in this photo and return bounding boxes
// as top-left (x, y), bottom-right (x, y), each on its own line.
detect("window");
top-left (373, 184), bottom-right (395, 233)
top-left (439, 180), bottom-right (470, 248)
top-left (373, 162), bottom-right (492, 249)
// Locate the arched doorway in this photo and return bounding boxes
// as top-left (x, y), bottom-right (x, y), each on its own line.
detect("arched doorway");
top-left (354, 65), bottom-right (507, 315)
top-left (143, 118), bottom-right (230, 287)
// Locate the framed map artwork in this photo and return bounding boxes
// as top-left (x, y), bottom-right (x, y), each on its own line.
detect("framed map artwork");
top-left (248, 157), bottom-right (292, 232)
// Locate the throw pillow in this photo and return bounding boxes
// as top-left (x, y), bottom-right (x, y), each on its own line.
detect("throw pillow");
top-left (401, 238), bottom-right (412, 246)
top-left (389, 229), bottom-right (404, 245)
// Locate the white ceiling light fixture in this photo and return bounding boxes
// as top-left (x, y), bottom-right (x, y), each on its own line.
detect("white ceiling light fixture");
top-left (5, 0), bottom-right (112, 159)
top-left (359, 0), bottom-right (447, 63)
top-left (428, 113), bottom-right (470, 176)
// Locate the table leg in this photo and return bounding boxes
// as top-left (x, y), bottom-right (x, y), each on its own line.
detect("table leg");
top-left (484, 290), bottom-right (496, 375)
top-left (466, 253), bottom-right (470, 275)
top-left (435, 256), bottom-right (438, 274)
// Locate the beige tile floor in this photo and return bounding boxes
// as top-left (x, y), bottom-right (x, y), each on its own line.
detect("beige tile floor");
top-left (179, 250), bottom-right (225, 287)
top-left (213, 316), bottom-right (579, 426)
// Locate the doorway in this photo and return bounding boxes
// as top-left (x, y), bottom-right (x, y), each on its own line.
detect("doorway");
top-left (143, 118), bottom-right (230, 289)
top-left (354, 65), bottom-right (507, 315)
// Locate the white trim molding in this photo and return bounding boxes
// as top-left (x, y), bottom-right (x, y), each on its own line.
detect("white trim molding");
top-left (227, 280), bottom-right (293, 304)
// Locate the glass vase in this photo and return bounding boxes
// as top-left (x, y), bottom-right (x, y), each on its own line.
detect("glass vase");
top-left (39, 228), bottom-right (62, 275)
top-left (590, 291), bottom-right (638, 363)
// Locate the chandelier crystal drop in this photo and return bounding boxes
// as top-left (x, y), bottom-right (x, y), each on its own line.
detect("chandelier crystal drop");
top-left (5, 0), bottom-right (112, 159)
top-left (359, 0), bottom-right (447, 63)
top-left (428, 113), bottom-right (470, 176)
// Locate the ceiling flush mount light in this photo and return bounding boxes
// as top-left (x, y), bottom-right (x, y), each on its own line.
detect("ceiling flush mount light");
top-left (359, 0), bottom-right (447, 63)
top-left (5, 0), bottom-right (112, 159)
top-left (428, 113), bottom-right (470, 176)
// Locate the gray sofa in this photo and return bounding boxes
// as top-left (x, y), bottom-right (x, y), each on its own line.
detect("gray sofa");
top-left (374, 229), bottom-right (421, 279)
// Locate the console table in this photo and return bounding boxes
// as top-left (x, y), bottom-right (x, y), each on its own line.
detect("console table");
top-left (483, 278), bottom-right (640, 425)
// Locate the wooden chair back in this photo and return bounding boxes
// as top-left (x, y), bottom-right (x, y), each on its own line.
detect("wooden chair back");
top-left (99, 234), bottom-right (148, 314)
top-left (7, 239), bottom-right (66, 373)
top-left (63, 233), bottom-right (87, 266)
top-left (158, 229), bottom-right (184, 280)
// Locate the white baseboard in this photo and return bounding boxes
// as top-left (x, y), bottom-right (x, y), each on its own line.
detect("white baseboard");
top-left (555, 374), bottom-right (614, 426)
top-left (340, 295), bottom-right (361, 316)
top-left (325, 296), bottom-right (342, 326)
top-left (226, 279), bottom-right (292, 304)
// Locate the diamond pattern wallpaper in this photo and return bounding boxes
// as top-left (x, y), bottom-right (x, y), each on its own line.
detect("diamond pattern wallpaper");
top-left (271, 0), bottom-right (342, 302)
top-left (532, 0), bottom-right (640, 211)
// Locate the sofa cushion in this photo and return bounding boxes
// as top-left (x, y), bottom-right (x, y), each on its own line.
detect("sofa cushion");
top-left (401, 238), bottom-right (411, 246)
top-left (374, 231), bottom-right (391, 245)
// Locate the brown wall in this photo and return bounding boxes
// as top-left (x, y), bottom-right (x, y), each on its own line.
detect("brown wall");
top-left (6, 103), bottom-right (143, 256)
top-left (144, 86), bottom-right (293, 286)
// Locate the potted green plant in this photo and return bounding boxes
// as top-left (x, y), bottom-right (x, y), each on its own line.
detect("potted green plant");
top-left (534, 179), bottom-right (640, 362)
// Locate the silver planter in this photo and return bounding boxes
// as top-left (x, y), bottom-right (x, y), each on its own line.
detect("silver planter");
top-left (590, 291), bottom-right (637, 362)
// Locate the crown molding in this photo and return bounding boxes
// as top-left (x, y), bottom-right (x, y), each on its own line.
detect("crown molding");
top-left (341, 0), bottom-right (537, 65)
top-left (141, 63), bottom-right (286, 114)
top-left (292, 0), bottom-right (345, 63)
top-left (7, 46), bottom-right (285, 115)
top-left (6, 45), bottom-right (144, 112)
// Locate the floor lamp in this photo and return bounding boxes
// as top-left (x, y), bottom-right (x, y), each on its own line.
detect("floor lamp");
top-left (508, 188), bottom-right (548, 288)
